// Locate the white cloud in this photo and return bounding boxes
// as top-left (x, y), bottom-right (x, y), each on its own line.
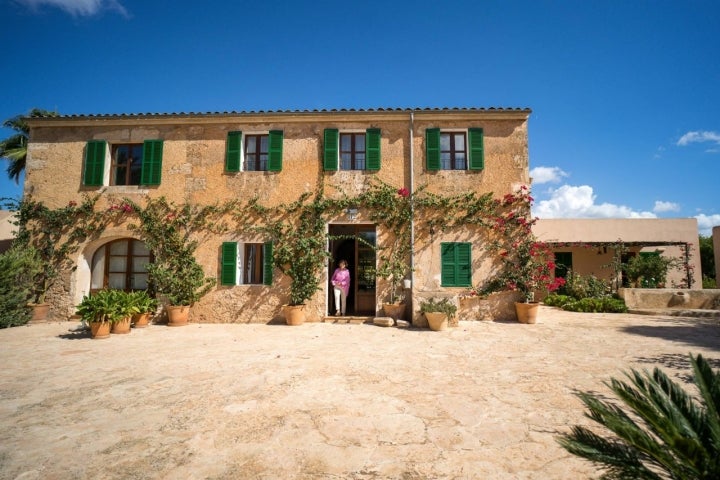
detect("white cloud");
top-left (14, 0), bottom-right (128, 17)
top-left (653, 201), bottom-right (680, 213)
top-left (677, 130), bottom-right (720, 146)
top-left (532, 185), bottom-right (656, 219)
top-left (695, 214), bottom-right (720, 237)
top-left (529, 166), bottom-right (568, 184)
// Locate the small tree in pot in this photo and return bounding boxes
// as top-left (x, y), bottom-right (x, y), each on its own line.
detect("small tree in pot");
top-left (269, 193), bottom-right (331, 324)
top-left (128, 197), bottom-right (221, 326)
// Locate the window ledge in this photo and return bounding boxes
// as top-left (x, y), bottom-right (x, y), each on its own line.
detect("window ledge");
top-left (104, 186), bottom-right (152, 194)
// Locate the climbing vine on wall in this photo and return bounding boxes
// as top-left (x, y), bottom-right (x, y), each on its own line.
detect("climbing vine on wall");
top-left (13, 179), bottom-right (683, 308)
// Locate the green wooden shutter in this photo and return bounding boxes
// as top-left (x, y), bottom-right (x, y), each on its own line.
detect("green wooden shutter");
top-left (323, 129), bottom-right (339, 170)
top-left (441, 243), bottom-right (456, 286)
top-left (225, 131), bottom-right (242, 172)
top-left (365, 128), bottom-right (381, 170)
top-left (267, 130), bottom-right (283, 172)
top-left (83, 140), bottom-right (106, 186)
top-left (141, 139), bottom-right (163, 185)
top-left (441, 242), bottom-right (472, 287)
top-left (456, 242), bottom-right (471, 286)
top-left (263, 241), bottom-right (273, 285)
top-left (426, 128), bottom-right (440, 171)
top-left (468, 128), bottom-right (484, 170)
top-left (220, 242), bottom-right (237, 286)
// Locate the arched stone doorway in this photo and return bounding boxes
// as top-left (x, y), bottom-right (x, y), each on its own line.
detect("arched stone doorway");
top-left (90, 238), bottom-right (152, 294)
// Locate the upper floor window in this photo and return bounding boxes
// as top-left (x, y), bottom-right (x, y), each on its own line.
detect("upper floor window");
top-left (111, 144), bottom-right (144, 185)
top-left (340, 133), bottom-right (366, 170)
top-left (244, 134), bottom-right (268, 171)
top-left (323, 128), bottom-right (381, 171)
top-left (426, 128), bottom-right (484, 171)
top-left (225, 130), bottom-right (283, 172)
top-left (83, 139), bottom-right (163, 187)
top-left (440, 132), bottom-right (467, 170)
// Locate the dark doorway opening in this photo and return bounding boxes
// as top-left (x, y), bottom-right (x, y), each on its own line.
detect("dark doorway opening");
top-left (329, 225), bottom-right (376, 316)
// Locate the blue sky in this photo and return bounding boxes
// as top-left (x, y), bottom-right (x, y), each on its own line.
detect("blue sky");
top-left (2, 0), bottom-right (719, 235)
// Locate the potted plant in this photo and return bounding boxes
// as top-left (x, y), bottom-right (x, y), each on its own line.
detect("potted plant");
top-left (146, 258), bottom-right (215, 326)
top-left (129, 290), bottom-right (158, 328)
top-left (376, 235), bottom-right (411, 321)
top-left (419, 297), bottom-right (458, 331)
top-left (109, 290), bottom-right (138, 334)
top-left (479, 237), bottom-right (565, 324)
top-left (268, 193), bottom-right (331, 325)
top-left (75, 289), bottom-right (126, 339)
top-left (129, 197), bottom-right (217, 327)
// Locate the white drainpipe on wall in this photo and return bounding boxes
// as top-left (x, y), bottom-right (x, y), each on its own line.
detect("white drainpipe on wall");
top-left (409, 111), bottom-right (415, 304)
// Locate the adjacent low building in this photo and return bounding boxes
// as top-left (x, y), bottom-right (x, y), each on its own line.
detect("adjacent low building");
top-left (533, 218), bottom-right (701, 290)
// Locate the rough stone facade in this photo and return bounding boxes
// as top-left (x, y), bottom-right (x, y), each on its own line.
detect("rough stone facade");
top-left (24, 108), bottom-right (531, 324)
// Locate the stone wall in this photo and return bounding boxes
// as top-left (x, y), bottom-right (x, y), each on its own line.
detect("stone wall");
top-left (619, 288), bottom-right (720, 310)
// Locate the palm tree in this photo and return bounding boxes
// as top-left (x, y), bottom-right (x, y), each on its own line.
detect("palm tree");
top-left (0, 108), bottom-right (58, 183)
top-left (558, 354), bottom-right (720, 479)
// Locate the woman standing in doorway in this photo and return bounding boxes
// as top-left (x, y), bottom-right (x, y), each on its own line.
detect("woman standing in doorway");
top-left (331, 259), bottom-right (350, 316)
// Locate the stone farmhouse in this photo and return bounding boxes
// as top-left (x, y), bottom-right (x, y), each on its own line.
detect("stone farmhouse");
top-left (24, 108), bottom-right (533, 323)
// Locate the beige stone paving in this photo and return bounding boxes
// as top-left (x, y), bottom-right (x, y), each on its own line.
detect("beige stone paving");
top-left (1, 307), bottom-right (718, 480)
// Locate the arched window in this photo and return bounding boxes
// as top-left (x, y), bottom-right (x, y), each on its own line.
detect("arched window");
top-left (90, 239), bottom-right (152, 293)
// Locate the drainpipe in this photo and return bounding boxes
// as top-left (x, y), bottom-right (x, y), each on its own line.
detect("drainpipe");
top-left (409, 111), bottom-right (415, 319)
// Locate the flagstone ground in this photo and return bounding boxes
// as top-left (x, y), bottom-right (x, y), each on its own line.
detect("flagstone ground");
top-left (1, 306), bottom-right (718, 479)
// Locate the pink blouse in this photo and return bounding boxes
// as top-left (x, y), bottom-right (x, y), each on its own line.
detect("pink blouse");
top-left (331, 268), bottom-right (350, 296)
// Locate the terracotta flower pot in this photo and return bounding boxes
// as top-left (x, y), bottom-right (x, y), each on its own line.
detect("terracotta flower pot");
top-left (515, 302), bottom-right (539, 324)
top-left (383, 303), bottom-right (405, 321)
top-left (90, 321), bottom-right (111, 339)
top-left (284, 304), bottom-right (306, 326)
top-left (425, 312), bottom-right (449, 331)
top-left (28, 303), bottom-right (50, 324)
top-left (167, 305), bottom-right (190, 327)
top-left (132, 312), bottom-right (152, 328)
top-left (111, 316), bottom-right (132, 334)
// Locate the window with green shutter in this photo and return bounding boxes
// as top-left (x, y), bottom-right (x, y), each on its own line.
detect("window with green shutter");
top-left (441, 242), bottom-right (472, 287)
top-left (324, 129), bottom-right (339, 171)
top-left (325, 128), bottom-right (381, 171)
top-left (365, 128), bottom-right (381, 170)
top-left (221, 242), bottom-right (273, 286)
top-left (140, 139), bottom-right (163, 185)
top-left (425, 128), bottom-right (441, 171)
top-left (225, 131), bottom-right (242, 172)
top-left (468, 128), bottom-right (484, 170)
top-left (267, 130), bottom-right (283, 172)
top-left (220, 242), bottom-right (238, 286)
top-left (83, 140), bottom-right (107, 186)
top-left (263, 241), bottom-right (273, 286)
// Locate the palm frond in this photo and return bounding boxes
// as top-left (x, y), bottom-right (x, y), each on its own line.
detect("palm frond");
top-left (558, 354), bottom-right (720, 479)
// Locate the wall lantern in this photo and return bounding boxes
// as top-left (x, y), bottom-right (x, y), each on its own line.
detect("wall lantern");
top-left (346, 208), bottom-right (358, 221)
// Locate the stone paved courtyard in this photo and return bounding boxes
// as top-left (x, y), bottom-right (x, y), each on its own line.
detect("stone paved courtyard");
top-left (1, 306), bottom-right (718, 479)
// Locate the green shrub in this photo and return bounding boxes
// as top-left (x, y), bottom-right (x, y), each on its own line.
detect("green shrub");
top-left (543, 294), bottom-right (573, 308)
top-left (562, 297), bottom-right (628, 313)
top-left (0, 246), bottom-right (44, 328)
top-left (702, 275), bottom-right (717, 289)
top-left (624, 253), bottom-right (676, 288)
top-left (562, 271), bottom-right (610, 299)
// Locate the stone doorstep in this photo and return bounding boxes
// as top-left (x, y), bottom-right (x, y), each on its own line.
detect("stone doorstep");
top-left (319, 316), bottom-right (412, 327)
top-left (320, 316), bottom-right (373, 325)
